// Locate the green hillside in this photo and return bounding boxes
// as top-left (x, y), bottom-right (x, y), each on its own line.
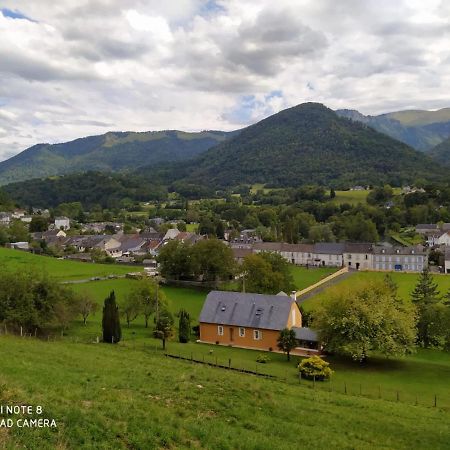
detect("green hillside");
top-left (177, 103), bottom-right (447, 188)
top-left (0, 130), bottom-right (234, 185)
top-left (337, 108), bottom-right (450, 151)
top-left (0, 247), bottom-right (139, 281)
top-left (0, 336), bottom-right (449, 449)
top-left (429, 136), bottom-right (450, 165)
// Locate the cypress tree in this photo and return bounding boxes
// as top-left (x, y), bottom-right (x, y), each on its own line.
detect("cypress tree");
top-left (411, 269), bottom-right (441, 347)
top-left (178, 309), bottom-right (191, 343)
top-left (102, 291), bottom-right (121, 344)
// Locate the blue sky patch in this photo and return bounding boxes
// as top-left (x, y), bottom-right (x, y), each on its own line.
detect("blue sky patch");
top-left (1, 8), bottom-right (35, 22)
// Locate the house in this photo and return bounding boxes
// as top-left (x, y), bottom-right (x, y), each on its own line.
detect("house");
top-left (232, 247), bottom-right (253, 264)
top-left (0, 213), bottom-right (11, 225)
top-left (311, 243), bottom-right (346, 267)
top-left (342, 243), bottom-right (373, 270)
top-left (163, 229), bottom-right (180, 240)
top-left (174, 231), bottom-right (204, 245)
top-left (252, 242), bottom-right (314, 265)
top-left (11, 209), bottom-right (26, 219)
top-left (199, 291), bottom-right (303, 351)
top-left (54, 216), bottom-right (70, 230)
top-left (20, 215), bottom-right (33, 223)
top-left (445, 248), bottom-right (450, 274)
top-left (416, 224), bottom-right (439, 235)
top-left (437, 232), bottom-right (450, 246)
top-left (372, 245), bottom-right (427, 272)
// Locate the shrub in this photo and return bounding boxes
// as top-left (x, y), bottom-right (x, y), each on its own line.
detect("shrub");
top-left (256, 354), bottom-right (270, 364)
top-left (298, 356), bottom-right (332, 381)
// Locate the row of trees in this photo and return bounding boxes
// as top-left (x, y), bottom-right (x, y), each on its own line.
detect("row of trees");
top-left (0, 269), bottom-right (98, 335)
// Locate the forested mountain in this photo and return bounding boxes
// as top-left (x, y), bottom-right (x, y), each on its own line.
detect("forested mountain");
top-left (336, 108), bottom-right (450, 152)
top-left (0, 130), bottom-right (235, 185)
top-left (428, 137), bottom-right (450, 165)
top-left (169, 103), bottom-right (447, 189)
top-left (2, 172), bottom-right (167, 209)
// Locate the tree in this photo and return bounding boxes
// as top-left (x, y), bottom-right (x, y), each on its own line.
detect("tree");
top-left (29, 216), bottom-right (49, 232)
top-left (157, 240), bottom-right (194, 280)
top-left (313, 280), bottom-right (416, 362)
top-left (191, 239), bottom-right (236, 284)
top-left (102, 291), bottom-right (121, 344)
top-left (411, 268), bottom-right (441, 347)
top-left (128, 279), bottom-right (167, 328)
top-left (298, 356), bottom-right (333, 380)
top-left (277, 328), bottom-right (297, 361)
top-left (330, 188), bottom-right (336, 199)
top-left (241, 252), bottom-right (294, 294)
top-left (178, 309), bottom-right (191, 343)
top-left (75, 292), bottom-right (98, 325)
top-left (154, 309), bottom-right (174, 350)
top-left (121, 294), bottom-right (141, 328)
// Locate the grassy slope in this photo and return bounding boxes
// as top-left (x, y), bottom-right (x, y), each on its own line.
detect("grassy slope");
top-left (0, 248), bottom-right (139, 281)
top-left (330, 189), bottom-right (369, 205)
top-left (302, 271), bottom-right (450, 309)
top-left (289, 265), bottom-right (338, 290)
top-left (0, 336), bottom-right (448, 450)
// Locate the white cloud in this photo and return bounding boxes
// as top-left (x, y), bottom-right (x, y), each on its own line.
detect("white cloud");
top-left (0, 0), bottom-right (449, 161)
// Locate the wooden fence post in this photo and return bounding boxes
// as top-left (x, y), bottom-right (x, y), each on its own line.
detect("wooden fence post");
top-left (344, 382), bottom-right (347, 394)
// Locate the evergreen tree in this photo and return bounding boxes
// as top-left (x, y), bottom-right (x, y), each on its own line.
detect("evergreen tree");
top-left (411, 269), bottom-right (441, 347)
top-left (330, 188), bottom-right (336, 199)
top-left (102, 291), bottom-right (121, 344)
top-left (277, 328), bottom-right (297, 361)
top-left (178, 309), bottom-right (191, 343)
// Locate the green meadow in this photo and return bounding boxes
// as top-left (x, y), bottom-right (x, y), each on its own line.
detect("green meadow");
top-left (0, 336), bottom-right (449, 450)
top-left (0, 250), bottom-right (449, 448)
top-left (0, 248), bottom-right (138, 281)
top-left (302, 270), bottom-right (450, 309)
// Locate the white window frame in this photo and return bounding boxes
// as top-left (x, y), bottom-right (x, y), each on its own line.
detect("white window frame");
top-left (217, 325), bottom-right (224, 336)
top-left (239, 327), bottom-right (245, 337)
top-left (253, 329), bottom-right (262, 340)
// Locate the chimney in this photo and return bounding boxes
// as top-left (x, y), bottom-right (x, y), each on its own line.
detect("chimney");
top-left (291, 291), bottom-right (297, 301)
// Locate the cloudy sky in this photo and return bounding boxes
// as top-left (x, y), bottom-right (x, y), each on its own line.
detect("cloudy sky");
top-left (0, 0), bottom-right (449, 160)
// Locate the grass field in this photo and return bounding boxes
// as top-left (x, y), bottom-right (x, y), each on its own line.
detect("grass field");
top-left (0, 336), bottom-right (448, 449)
top-left (330, 189), bottom-right (369, 205)
top-left (289, 265), bottom-right (338, 290)
top-left (302, 271), bottom-right (450, 310)
top-left (0, 248), bottom-right (139, 281)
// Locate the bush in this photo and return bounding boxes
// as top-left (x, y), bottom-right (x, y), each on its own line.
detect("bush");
top-left (256, 354), bottom-right (270, 364)
top-left (298, 356), bottom-right (332, 381)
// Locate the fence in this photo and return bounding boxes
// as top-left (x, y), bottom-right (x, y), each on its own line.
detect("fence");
top-left (1, 331), bottom-right (448, 411)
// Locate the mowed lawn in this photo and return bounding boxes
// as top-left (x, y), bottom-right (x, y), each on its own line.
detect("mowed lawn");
top-left (330, 189), bottom-right (369, 205)
top-left (302, 270), bottom-right (450, 309)
top-left (289, 265), bottom-right (339, 290)
top-left (68, 279), bottom-right (208, 342)
top-left (0, 248), bottom-right (138, 281)
top-left (0, 336), bottom-right (448, 450)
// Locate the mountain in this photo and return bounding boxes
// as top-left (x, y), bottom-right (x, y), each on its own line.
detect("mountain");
top-left (336, 108), bottom-right (450, 152)
top-left (428, 137), bottom-right (450, 165)
top-left (0, 130), bottom-right (235, 185)
top-left (169, 103), bottom-right (447, 189)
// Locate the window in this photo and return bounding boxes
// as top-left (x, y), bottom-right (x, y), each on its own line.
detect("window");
top-left (253, 330), bottom-right (262, 340)
top-left (239, 327), bottom-right (245, 337)
top-left (217, 325), bottom-right (223, 336)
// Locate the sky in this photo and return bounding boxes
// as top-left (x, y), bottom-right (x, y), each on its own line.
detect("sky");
top-left (0, 0), bottom-right (449, 161)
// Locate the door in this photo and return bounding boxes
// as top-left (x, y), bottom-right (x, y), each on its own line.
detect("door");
top-left (229, 328), bottom-right (234, 342)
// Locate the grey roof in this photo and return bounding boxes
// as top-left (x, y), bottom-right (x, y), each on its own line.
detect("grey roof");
top-left (199, 291), bottom-right (294, 331)
top-left (253, 242), bottom-right (314, 253)
top-left (292, 327), bottom-right (319, 342)
top-left (313, 243), bottom-right (346, 254)
top-left (416, 224), bottom-right (438, 230)
top-left (373, 245), bottom-right (427, 255)
top-left (343, 243), bottom-right (373, 254)
top-left (441, 223), bottom-right (450, 232)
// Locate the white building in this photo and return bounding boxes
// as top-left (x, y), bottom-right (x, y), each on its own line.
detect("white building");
top-left (445, 249), bottom-right (450, 274)
top-left (54, 216), bottom-right (70, 230)
top-left (372, 246), bottom-right (427, 272)
top-left (437, 232), bottom-right (450, 246)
